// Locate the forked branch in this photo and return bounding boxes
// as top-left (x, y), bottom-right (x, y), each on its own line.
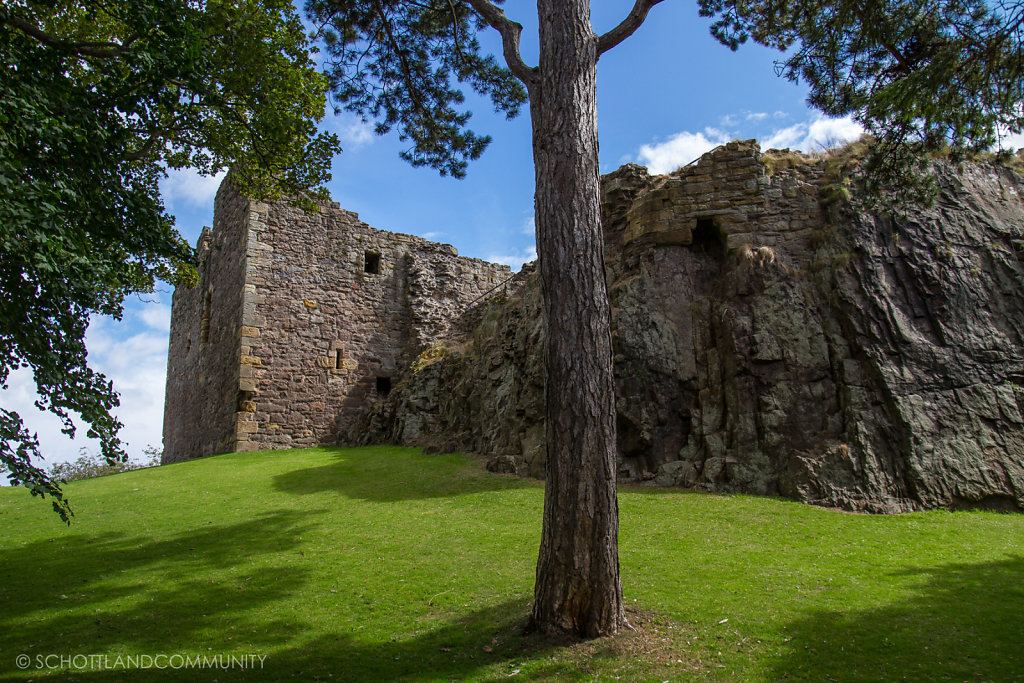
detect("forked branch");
top-left (464, 0), bottom-right (538, 88)
top-left (596, 0), bottom-right (666, 57)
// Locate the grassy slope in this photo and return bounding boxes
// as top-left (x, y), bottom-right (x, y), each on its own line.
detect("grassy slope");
top-left (0, 446), bottom-right (1021, 682)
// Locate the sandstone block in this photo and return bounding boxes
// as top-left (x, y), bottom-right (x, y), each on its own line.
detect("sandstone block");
top-left (236, 421), bottom-right (258, 434)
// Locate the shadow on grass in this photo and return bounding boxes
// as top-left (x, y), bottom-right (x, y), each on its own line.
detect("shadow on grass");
top-left (770, 556), bottom-right (1024, 682)
top-left (0, 500), bottom-right (566, 682)
top-left (0, 510), bottom-right (319, 670)
top-left (29, 597), bottom-right (571, 682)
top-left (272, 446), bottom-right (536, 502)
top-left (245, 598), bottom-right (556, 683)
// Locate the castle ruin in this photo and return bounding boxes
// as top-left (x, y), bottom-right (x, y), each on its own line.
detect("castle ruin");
top-left (162, 141), bottom-right (1024, 512)
top-left (161, 182), bottom-right (510, 463)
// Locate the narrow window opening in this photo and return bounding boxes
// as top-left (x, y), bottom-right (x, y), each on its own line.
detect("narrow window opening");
top-left (335, 349), bottom-right (343, 369)
top-left (364, 251), bottom-right (381, 274)
top-left (376, 376), bottom-right (392, 396)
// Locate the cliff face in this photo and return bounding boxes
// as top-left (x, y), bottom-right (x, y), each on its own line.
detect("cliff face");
top-left (350, 141), bottom-right (1024, 512)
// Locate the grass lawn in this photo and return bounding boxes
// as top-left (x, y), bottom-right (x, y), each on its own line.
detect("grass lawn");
top-left (1, 446), bottom-right (1022, 681)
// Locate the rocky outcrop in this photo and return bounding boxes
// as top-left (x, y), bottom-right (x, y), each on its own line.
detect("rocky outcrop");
top-left (348, 141), bottom-right (1024, 513)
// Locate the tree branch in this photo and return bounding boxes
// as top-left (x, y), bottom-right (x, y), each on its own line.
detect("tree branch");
top-left (464, 0), bottom-right (537, 87)
top-left (848, 5), bottom-right (913, 73)
top-left (4, 15), bottom-right (136, 58)
top-left (596, 0), bottom-right (666, 57)
top-left (373, 0), bottom-right (429, 116)
top-left (123, 131), bottom-right (164, 163)
top-left (445, 0), bottom-right (466, 67)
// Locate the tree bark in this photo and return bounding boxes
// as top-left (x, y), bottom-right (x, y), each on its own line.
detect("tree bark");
top-left (528, 0), bottom-right (625, 638)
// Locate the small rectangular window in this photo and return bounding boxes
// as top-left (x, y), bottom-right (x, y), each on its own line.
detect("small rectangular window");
top-left (376, 376), bottom-right (392, 395)
top-left (364, 251), bottom-right (381, 274)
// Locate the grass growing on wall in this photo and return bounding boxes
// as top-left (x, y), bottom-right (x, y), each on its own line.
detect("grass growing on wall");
top-left (1, 446), bottom-right (1022, 681)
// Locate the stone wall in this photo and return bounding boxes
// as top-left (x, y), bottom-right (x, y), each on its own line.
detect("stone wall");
top-left (163, 182), bottom-right (250, 463)
top-left (352, 141), bottom-right (1024, 512)
top-left (162, 181), bottom-right (510, 463)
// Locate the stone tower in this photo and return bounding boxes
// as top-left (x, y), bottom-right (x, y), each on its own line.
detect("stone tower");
top-left (161, 180), bottom-right (510, 464)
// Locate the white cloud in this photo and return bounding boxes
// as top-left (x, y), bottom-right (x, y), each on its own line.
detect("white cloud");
top-left (421, 231), bottom-right (445, 240)
top-left (0, 368), bottom-right (90, 467)
top-left (487, 245), bottom-right (537, 271)
top-left (162, 168), bottom-right (226, 210)
top-left (636, 114), bottom-right (865, 176)
top-left (340, 121), bottom-right (375, 148)
top-left (762, 122), bottom-right (808, 150)
top-left (327, 112), bottom-right (375, 150)
top-left (704, 126), bottom-right (731, 141)
top-left (763, 116), bottom-right (864, 153)
top-left (804, 116), bottom-right (865, 150)
top-left (522, 216), bottom-right (536, 236)
top-left (104, 334), bottom-right (169, 455)
top-left (637, 128), bottom-right (731, 175)
top-left (997, 130), bottom-right (1024, 151)
top-left (137, 303), bottom-right (172, 332)
top-left (1, 312), bottom-right (170, 468)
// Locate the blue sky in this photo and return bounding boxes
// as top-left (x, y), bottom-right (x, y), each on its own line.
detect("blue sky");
top-left (3, 2), bottom-right (878, 468)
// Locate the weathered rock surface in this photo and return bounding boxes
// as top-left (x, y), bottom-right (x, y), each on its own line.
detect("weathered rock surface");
top-left (349, 141), bottom-right (1024, 512)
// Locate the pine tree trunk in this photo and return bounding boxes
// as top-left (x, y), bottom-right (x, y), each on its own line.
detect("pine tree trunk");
top-left (528, 0), bottom-right (625, 639)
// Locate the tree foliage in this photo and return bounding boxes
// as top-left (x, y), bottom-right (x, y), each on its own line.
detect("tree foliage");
top-left (306, 0), bottom-right (527, 177)
top-left (0, 0), bottom-right (340, 521)
top-left (699, 0), bottom-right (1024, 202)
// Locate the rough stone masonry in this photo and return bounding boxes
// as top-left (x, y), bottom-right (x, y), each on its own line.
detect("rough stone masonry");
top-left (163, 141), bottom-right (1024, 512)
top-left (161, 181), bottom-right (510, 463)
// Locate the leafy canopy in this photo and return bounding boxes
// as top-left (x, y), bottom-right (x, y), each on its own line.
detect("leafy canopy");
top-left (0, 0), bottom-right (340, 521)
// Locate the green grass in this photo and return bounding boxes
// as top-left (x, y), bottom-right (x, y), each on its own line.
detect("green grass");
top-left (1, 447), bottom-right (1022, 681)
